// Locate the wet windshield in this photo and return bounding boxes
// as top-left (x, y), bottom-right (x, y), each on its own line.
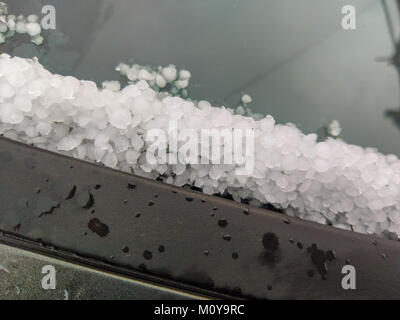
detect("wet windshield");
top-left (4, 0), bottom-right (400, 156)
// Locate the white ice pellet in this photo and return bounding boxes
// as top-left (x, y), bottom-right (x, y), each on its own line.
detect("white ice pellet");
top-left (76, 144), bottom-right (87, 159)
top-left (328, 120), bottom-right (342, 137)
top-left (241, 94), bottom-right (252, 104)
top-left (115, 63), bottom-right (129, 76)
top-left (57, 136), bottom-right (82, 151)
top-left (136, 80), bottom-right (149, 91)
top-left (26, 14), bottom-right (39, 23)
top-left (0, 21), bottom-right (7, 33)
top-left (125, 149), bottom-right (139, 164)
top-left (175, 79), bottom-right (189, 89)
top-left (113, 136), bottom-right (129, 153)
top-left (0, 82), bottom-right (15, 98)
top-left (138, 69), bottom-right (154, 81)
top-left (0, 103), bottom-right (23, 124)
top-left (2, 54), bottom-right (400, 239)
top-left (31, 35), bottom-right (43, 46)
top-left (7, 18), bottom-right (15, 31)
top-left (15, 21), bottom-right (26, 34)
top-left (155, 74), bottom-right (167, 88)
top-left (178, 69), bottom-right (191, 80)
top-left (103, 152), bottom-right (118, 168)
top-left (109, 108), bottom-right (132, 129)
top-left (36, 121), bottom-right (52, 136)
top-left (102, 80), bottom-right (121, 92)
top-left (24, 126), bottom-right (38, 138)
top-left (25, 22), bottom-right (41, 37)
top-left (94, 133), bottom-right (110, 148)
top-left (162, 65), bottom-right (177, 82)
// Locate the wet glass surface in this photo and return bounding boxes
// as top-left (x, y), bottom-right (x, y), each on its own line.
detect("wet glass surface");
top-left (3, 0), bottom-right (400, 156)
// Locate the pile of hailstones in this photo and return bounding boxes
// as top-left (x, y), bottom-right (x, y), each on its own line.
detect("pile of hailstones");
top-left (0, 2), bottom-right (44, 45)
top-left (114, 62), bottom-right (192, 99)
top-left (2, 53), bottom-right (400, 238)
top-left (114, 62), bottom-right (266, 120)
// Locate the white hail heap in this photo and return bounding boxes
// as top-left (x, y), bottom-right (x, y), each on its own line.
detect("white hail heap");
top-left (1, 54), bottom-right (400, 237)
top-left (0, 3), bottom-right (44, 45)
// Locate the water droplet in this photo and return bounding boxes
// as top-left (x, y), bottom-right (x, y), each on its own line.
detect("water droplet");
top-left (232, 252), bottom-right (239, 260)
top-left (127, 183), bottom-right (136, 190)
top-left (297, 241), bottom-right (303, 249)
top-left (242, 208), bottom-right (249, 215)
top-left (88, 218), bottom-right (109, 237)
top-left (143, 250), bottom-right (152, 260)
top-left (55, 180), bottom-right (76, 200)
top-left (94, 184), bottom-right (102, 190)
top-left (158, 245), bottom-right (165, 253)
top-left (185, 197), bottom-right (194, 202)
top-left (66, 185), bottom-right (76, 200)
top-left (203, 250), bottom-right (209, 256)
top-left (218, 218), bottom-right (228, 228)
top-left (307, 244), bottom-right (336, 277)
top-left (262, 233), bottom-right (279, 252)
top-left (77, 189), bottom-right (95, 209)
top-left (223, 234), bottom-right (232, 241)
top-left (135, 212), bottom-right (141, 218)
top-left (122, 246), bottom-right (129, 253)
top-left (148, 201), bottom-right (155, 206)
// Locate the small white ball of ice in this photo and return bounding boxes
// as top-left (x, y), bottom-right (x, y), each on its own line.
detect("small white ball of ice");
top-left (102, 81), bottom-right (121, 92)
top-left (328, 120), bottom-right (342, 137)
top-left (162, 65), bottom-right (177, 82)
top-left (25, 22), bottom-right (41, 37)
top-left (241, 94), bottom-right (252, 104)
top-left (109, 108), bottom-right (132, 129)
top-left (104, 152), bottom-right (118, 168)
top-left (155, 74), bottom-right (167, 88)
top-left (36, 122), bottom-right (52, 136)
top-left (0, 103), bottom-right (23, 124)
top-left (15, 21), bottom-right (26, 34)
top-left (0, 21), bottom-right (8, 33)
top-left (0, 82), bottom-right (15, 98)
top-left (57, 136), bottom-right (82, 151)
top-left (178, 69), bottom-right (191, 80)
